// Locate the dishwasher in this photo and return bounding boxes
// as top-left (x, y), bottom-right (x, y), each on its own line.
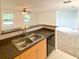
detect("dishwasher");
top-left (47, 32), bottom-right (55, 56)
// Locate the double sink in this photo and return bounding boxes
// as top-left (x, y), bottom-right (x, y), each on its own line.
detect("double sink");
top-left (11, 33), bottom-right (44, 51)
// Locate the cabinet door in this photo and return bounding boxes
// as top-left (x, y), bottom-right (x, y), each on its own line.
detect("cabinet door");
top-left (37, 39), bottom-right (47, 59)
top-left (14, 56), bottom-right (19, 59)
top-left (20, 45), bottom-right (37, 59)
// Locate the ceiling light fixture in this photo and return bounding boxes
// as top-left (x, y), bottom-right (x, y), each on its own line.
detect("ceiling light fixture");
top-left (22, 8), bottom-right (28, 14)
top-left (64, 0), bottom-right (72, 3)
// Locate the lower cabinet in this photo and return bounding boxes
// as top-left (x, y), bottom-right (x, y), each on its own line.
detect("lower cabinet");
top-left (14, 39), bottom-right (47, 59)
top-left (20, 51), bottom-right (37, 59)
top-left (14, 56), bottom-right (19, 59)
top-left (20, 43), bottom-right (37, 59)
top-left (37, 39), bottom-right (47, 59)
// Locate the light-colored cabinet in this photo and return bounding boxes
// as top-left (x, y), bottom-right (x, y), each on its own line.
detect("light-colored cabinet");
top-left (14, 39), bottom-right (47, 59)
top-left (20, 51), bottom-right (37, 59)
top-left (37, 39), bottom-right (47, 59)
top-left (14, 56), bottom-right (19, 59)
top-left (20, 44), bottom-right (37, 59)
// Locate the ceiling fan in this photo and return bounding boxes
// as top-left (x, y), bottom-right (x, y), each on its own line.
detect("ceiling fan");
top-left (22, 8), bottom-right (31, 14)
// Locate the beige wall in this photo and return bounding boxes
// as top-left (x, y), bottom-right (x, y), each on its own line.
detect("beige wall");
top-left (13, 11), bottom-right (39, 28)
top-left (1, 0), bottom-right (38, 30)
top-left (31, 12), bottom-right (38, 25)
top-left (1, 0), bottom-right (56, 30)
top-left (37, 10), bottom-right (56, 26)
top-left (0, 8), bottom-right (1, 35)
top-left (1, 8), bottom-right (38, 30)
top-left (1, 8), bottom-right (56, 30)
top-left (0, 10), bottom-right (1, 34)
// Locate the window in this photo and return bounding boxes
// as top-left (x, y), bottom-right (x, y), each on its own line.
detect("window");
top-left (24, 14), bottom-right (31, 23)
top-left (2, 13), bottom-right (14, 28)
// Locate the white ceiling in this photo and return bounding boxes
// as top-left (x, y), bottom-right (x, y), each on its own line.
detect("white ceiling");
top-left (1, 0), bottom-right (79, 11)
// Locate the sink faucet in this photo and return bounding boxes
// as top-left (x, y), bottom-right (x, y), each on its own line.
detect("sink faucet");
top-left (22, 27), bottom-right (26, 36)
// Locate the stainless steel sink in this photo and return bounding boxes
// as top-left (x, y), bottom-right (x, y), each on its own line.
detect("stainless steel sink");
top-left (27, 33), bottom-right (44, 42)
top-left (11, 37), bottom-right (33, 50)
top-left (11, 33), bottom-right (44, 51)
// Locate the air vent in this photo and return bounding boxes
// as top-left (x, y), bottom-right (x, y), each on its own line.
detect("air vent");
top-left (64, 0), bottom-right (71, 3)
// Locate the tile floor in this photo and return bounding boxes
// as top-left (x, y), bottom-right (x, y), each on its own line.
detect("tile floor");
top-left (47, 49), bottom-right (77, 59)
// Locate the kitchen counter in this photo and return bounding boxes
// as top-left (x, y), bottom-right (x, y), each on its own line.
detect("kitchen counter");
top-left (0, 35), bottom-right (22, 59)
top-left (1, 24), bottom-right (56, 35)
top-left (0, 24), bottom-right (56, 40)
top-left (0, 25), bottom-right (55, 59)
